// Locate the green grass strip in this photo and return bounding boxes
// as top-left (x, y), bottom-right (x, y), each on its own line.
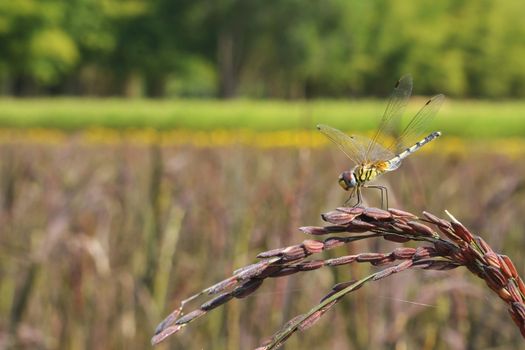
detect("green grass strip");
top-left (0, 98), bottom-right (524, 138)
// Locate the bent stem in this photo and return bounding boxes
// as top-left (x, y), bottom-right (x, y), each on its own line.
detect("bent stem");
top-left (152, 206), bottom-right (525, 348)
top-left (261, 274), bottom-right (375, 350)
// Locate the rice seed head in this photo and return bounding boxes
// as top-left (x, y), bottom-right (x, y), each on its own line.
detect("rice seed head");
top-left (298, 301), bottom-right (338, 331)
top-left (298, 310), bottom-right (324, 331)
top-left (510, 302), bottom-right (525, 321)
top-left (325, 255), bottom-right (357, 266)
top-left (257, 247), bottom-right (287, 258)
top-left (233, 279), bottom-right (264, 298)
top-left (320, 281), bottom-right (359, 302)
top-left (497, 288), bottom-right (514, 303)
top-left (336, 206), bottom-right (364, 215)
top-left (235, 261), bottom-right (271, 280)
top-left (323, 237), bottom-right (347, 250)
top-left (154, 205), bottom-right (525, 347)
top-left (208, 276), bottom-right (238, 294)
top-left (174, 309), bottom-right (206, 325)
top-left (281, 245), bottom-right (307, 261)
top-left (416, 246), bottom-right (438, 259)
top-left (356, 253), bottom-right (386, 263)
top-left (345, 219), bottom-right (376, 231)
top-left (450, 221), bottom-right (474, 243)
top-left (434, 240), bottom-right (455, 256)
top-left (392, 247), bottom-right (417, 259)
top-left (507, 280), bottom-right (523, 303)
top-left (500, 255), bottom-right (519, 279)
top-left (475, 237), bottom-right (492, 254)
top-left (517, 278), bottom-right (525, 296)
top-left (407, 221), bottom-right (435, 237)
top-left (497, 255), bottom-right (514, 279)
top-left (370, 256), bottom-right (396, 266)
top-left (154, 308), bottom-right (183, 335)
top-left (388, 208), bottom-right (417, 219)
top-left (483, 266), bottom-right (508, 289)
top-left (391, 221), bottom-right (416, 233)
top-left (257, 265), bottom-right (282, 278)
top-left (331, 280), bottom-right (357, 292)
top-left (151, 325), bottom-right (184, 345)
top-left (422, 211), bottom-right (450, 228)
top-left (269, 267), bottom-right (299, 278)
top-left (383, 234), bottom-right (411, 243)
top-left (296, 260), bottom-right (325, 271)
top-left (362, 207), bottom-right (392, 220)
top-left (200, 293), bottom-right (234, 311)
top-left (483, 251), bottom-right (501, 269)
top-left (372, 266), bottom-right (397, 280)
top-left (321, 210), bottom-right (356, 225)
top-left (416, 259), bottom-right (459, 270)
top-left (302, 239), bottom-right (324, 254)
top-left (394, 260), bottom-right (413, 272)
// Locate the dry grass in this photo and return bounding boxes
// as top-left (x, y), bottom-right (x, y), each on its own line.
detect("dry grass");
top-left (1, 140), bottom-right (525, 349)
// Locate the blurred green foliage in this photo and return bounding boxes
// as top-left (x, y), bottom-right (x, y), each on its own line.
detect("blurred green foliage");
top-left (0, 0), bottom-right (525, 98)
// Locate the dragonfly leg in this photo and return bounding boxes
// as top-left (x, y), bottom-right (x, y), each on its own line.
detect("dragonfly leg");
top-left (354, 186), bottom-right (362, 208)
top-left (364, 185), bottom-right (389, 209)
top-left (344, 187), bottom-right (356, 206)
top-left (343, 186), bottom-right (364, 208)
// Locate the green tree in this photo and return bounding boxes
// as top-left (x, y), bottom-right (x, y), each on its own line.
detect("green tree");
top-left (0, 1), bottom-right (79, 94)
top-left (1, 0), bottom-right (525, 97)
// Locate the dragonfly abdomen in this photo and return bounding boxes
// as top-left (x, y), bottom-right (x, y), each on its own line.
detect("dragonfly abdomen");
top-left (387, 131), bottom-right (441, 169)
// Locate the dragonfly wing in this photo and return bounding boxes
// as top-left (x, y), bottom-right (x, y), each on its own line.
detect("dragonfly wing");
top-left (395, 94), bottom-right (445, 150)
top-left (317, 124), bottom-right (368, 165)
top-left (365, 75), bottom-right (413, 161)
top-left (318, 77), bottom-right (443, 167)
top-left (350, 134), bottom-right (396, 163)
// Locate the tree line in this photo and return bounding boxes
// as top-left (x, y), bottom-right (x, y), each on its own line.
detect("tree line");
top-left (1, 0), bottom-right (524, 98)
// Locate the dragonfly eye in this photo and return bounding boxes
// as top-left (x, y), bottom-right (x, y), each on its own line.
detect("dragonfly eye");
top-left (338, 171), bottom-right (355, 191)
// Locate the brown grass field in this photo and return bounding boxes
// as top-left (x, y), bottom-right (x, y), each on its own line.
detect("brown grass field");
top-left (1, 136), bottom-right (525, 349)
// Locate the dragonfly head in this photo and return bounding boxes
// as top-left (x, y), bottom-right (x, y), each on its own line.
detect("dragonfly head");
top-left (338, 171), bottom-right (357, 191)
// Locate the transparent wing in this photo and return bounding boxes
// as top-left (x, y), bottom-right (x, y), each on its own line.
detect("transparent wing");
top-left (317, 124), bottom-right (395, 165)
top-left (393, 94), bottom-right (445, 151)
top-left (365, 75), bottom-right (413, 161)
top-left (317, 124), bottom-right (365, 165)
top-left (351, 134), bottom-right (395, 163)
top-left (318, 76), bottom-right (443, 165)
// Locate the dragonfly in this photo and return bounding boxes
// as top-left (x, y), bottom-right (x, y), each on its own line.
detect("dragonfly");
top-left (317, 75), bottom-right (444, 209)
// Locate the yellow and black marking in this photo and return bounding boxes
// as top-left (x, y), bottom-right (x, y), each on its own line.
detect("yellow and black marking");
top-left (354, 164), bottom-right (383, 185)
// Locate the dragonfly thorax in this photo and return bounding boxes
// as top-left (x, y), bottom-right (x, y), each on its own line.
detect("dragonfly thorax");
top-left (339, 164), bottom-right (386, 191)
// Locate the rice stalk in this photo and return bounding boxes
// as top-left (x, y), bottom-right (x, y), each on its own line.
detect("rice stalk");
top-left (152, 206), bottom-right (525, 348)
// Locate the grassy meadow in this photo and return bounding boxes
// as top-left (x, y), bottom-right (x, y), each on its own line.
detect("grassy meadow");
top-left (1, 98), bottom-right (525, 138)
top-left (1, 99), bottom-right (525, 349)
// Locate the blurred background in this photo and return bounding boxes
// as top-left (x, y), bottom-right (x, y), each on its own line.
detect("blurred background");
top-left (1, 1), bottom-right (525, 349)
